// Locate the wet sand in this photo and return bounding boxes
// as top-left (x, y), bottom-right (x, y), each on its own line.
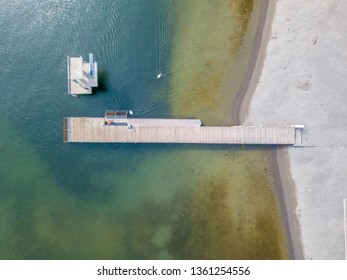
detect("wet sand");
top-left (273, 148), bottom-right (303, 259)
top-left (231, 0), bottom-right (271, 124)
top-left (236, 0), bottom-right (303, 259)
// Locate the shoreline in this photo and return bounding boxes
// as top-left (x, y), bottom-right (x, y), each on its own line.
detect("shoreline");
top-left (272, 148), bottom-right (304, 259)
top-left (231, 0), bottom-right (273, 124)
top-left (235, 0), bottom-right (304, 259)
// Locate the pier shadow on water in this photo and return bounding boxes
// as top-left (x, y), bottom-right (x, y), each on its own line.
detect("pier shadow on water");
top-left (94, 70), bottom-right (108, 93)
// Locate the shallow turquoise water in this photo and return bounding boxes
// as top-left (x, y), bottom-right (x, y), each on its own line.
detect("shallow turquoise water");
top-left (0, 0), bottom-right (288, 259)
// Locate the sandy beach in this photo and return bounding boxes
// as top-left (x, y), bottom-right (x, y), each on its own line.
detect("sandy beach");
top-left (239, 0), bottom-right (347, 259)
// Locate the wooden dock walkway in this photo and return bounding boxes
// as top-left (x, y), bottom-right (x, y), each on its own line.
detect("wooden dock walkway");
top-left (63, 117), bottom-right (300, 145)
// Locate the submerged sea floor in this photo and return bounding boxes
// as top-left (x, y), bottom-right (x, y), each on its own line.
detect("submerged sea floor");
top-left (0, 0), bottom-right (288, 259)
top-left (0, 126), bottom-right (286, 259)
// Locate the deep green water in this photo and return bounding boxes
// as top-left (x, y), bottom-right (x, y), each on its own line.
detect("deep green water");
top-left (0, 0), bottom-right (288, 259)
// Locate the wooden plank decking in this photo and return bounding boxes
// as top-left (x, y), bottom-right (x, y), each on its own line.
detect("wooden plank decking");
top-left (63, 117), bottom-right (298, 145)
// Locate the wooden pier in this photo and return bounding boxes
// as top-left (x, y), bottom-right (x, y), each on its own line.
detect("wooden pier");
top-left (63, 117), bottom-right (301, 145)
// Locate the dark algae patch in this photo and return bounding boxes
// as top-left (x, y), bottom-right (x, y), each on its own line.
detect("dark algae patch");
top-left (170, 0), bottom-right (257, 125)
top-left (228, 0), bottom-right (255, 55)
top-left (166, 149), bottom-right (288, 259)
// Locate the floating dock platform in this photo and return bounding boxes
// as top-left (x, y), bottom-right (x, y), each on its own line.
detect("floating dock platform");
top-left (67, 54), bottom-right (98, 95)
top-left (63, 115), bottom-right (302, 145)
